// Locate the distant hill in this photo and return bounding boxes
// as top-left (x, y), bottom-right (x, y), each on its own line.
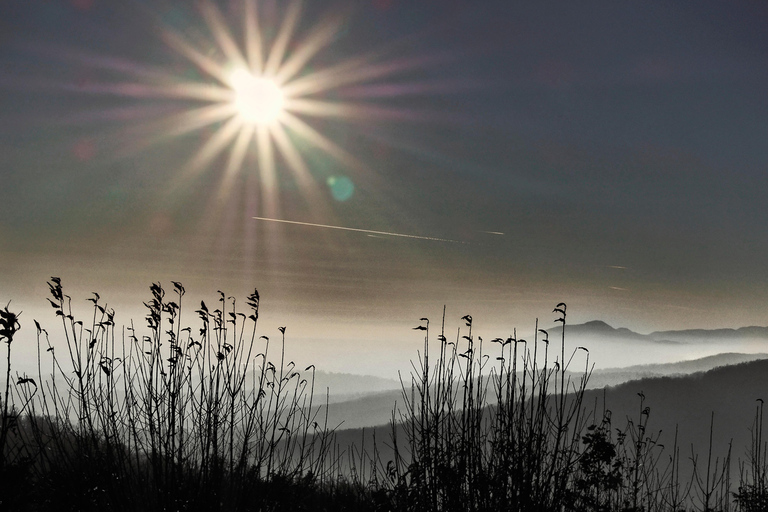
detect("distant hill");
top-left (311, 371), bottom-right (400, 403)
top-left (549, 320), bottom-right (768, 345)
top-left (548, 320), bottom-right (651, 341)
top-left (597, 352), bottom-right (768, 375)
top-left (332, 358), bottom-right (768, 486)
top-left (588, 352), bottom-right (768, 388)
top-left (543, 321), bottom-right (768, 368)
top-left (310, 324), bottom-right (768, 410)
top-left (319, 352), bottom-right (768, 430)
top-left (649, 326), bottom-right (768, 343)
top-left (578, 358), bottom-right (768, 484)
top-left (320, 388), bottom-right (402, 429)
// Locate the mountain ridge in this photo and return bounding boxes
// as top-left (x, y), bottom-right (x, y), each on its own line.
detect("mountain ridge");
top-left (331, 358), bottom-right (768, 488)
top-left (319, 352), bottom-right (768, 430)
top-left (548, 320), bottom-right (768, 344)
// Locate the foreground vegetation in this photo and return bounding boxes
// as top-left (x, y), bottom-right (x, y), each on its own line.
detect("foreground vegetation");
top-left (1, 280), bottom-right (766, 511)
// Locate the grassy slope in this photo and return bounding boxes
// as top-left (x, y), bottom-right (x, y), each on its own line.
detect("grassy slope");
top-left (330, 358), bottom-right (768, 487)
top-left (321, 353), bottom-right (768, 430)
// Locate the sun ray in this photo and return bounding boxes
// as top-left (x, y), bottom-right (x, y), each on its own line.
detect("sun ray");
top-left (338, 79), bottom-right (480, 99)
top-left (217, 123), bottom-right (255, 201)
top-left (118, 102), bottom-right (235, 158)
top-left (264, 1), bottom-right (302, 77)
top-left (199, 1), bottom-right (249, 72)
top-left (58, 104), bottom-right (174, 126)
top-left (279, 54), bottom-right (373, 96)
top-left (162, 82), bottom-right (231, 102)
top-left (270, 122), bottom-right (327, 216)
top-left (32, 44), bottom-right (239, 104)
top-left (280, 111), bottom-right (365, 172)
top-left (284, 98), bottom-right (358, 119)
top-left (256, 125), bottom-right (279, 218)
top-left (270, 122), bottom-right (315, 190)
top-left (110, 102), bottom-right (234, 159)
top-left (286, 98), bottom-right (416, 122)
top-left (274, 15), bottom-right (344, 86)
top-left (244, 0), bottom-right (264, 74)
top-left (163, 103), bottom-right (237, 138)
top-left (280, 110), bottom-right (394, 203)
top-left (183, 116), bottom-right (243, 177)
top-left (282, 55), bottom-right (434, 97)
top-left (71, 80), bottom-right (230, 103)
top-left (53, 46), bottom-right (183, 84)
top-left (161, 29), bottom-right (231, 85)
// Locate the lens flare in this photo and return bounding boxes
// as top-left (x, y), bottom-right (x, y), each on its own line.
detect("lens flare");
top-left (327, 175), bottom-right (354, 201)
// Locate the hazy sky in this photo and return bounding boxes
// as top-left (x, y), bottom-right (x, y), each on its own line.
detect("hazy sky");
top-left (2, 0), bottom-right (768, 375)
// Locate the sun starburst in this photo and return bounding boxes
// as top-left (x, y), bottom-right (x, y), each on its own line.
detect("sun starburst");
top-left (142, 0), bottom-right (428, 219)
top-left (30, 0), bottom-right (459, 228)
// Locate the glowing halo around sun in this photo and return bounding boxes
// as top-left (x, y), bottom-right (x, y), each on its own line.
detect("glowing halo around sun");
top-left (228, 69), bottom-right (285, 126)
top-left (138, 0), bottom-right (435, 219)
top-left (16, 0), bottom-right (460, 226)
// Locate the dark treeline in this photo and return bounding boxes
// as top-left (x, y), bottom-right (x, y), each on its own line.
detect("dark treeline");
top-left (1, 281), bottom-right (766, 511)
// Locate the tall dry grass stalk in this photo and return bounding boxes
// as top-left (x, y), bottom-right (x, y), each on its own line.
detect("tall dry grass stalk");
top-left (2, 279), bottom-right (336, 510)
top-left (380, 305), bottom-right (736, 512)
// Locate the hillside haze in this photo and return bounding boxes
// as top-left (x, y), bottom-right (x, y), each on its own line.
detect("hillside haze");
top-left (331, 358), bottom-right (768, 491)
top-left (542, 320), bottom-right (768, 369)
top-left (314, 320), bottom-right (768, 430)
top-left (319, 350), bottom-right (768, 430)
top-left (549, 320), bottom-right (768, 343)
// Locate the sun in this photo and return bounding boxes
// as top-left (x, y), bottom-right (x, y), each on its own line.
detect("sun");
top-left (153, 0), bottom-right (392, 216)
top-left (228, 69), bottom-right (285, 126)
top-left (78, 0), bottom-right (439, 219)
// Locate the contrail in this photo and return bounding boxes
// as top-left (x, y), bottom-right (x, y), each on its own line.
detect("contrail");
top-left (253, 216), bottom-right (465, 244)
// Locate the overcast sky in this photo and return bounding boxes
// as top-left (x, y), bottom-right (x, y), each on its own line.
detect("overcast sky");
top-left (2, 0), bottom-right (768, 375)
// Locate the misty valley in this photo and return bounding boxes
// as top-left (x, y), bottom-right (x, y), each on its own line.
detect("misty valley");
top-left (2, 281), bottom-right (768, 511)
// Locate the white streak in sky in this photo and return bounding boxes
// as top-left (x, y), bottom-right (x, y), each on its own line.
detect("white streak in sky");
top-left (609, 286), bottom-right (629, 291)
top-left (253, 216), bottom-right (466, 243)
top-left (480, 230), bottom-right (504, 235)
